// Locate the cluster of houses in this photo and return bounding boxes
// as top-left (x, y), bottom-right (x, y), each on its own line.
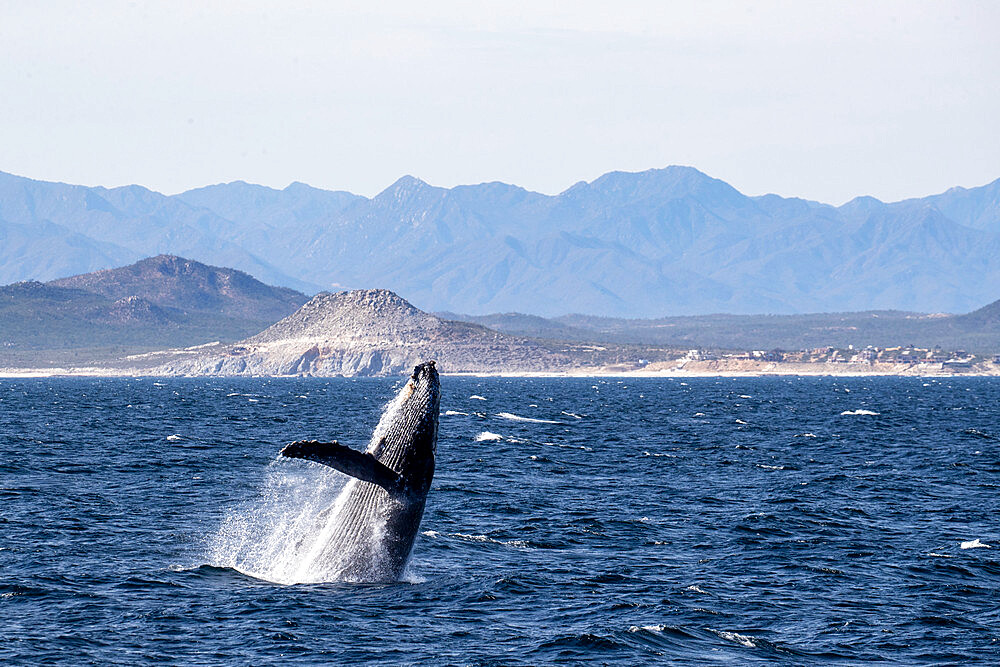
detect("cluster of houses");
top-left (682, 345), bottom-right (1000, 368)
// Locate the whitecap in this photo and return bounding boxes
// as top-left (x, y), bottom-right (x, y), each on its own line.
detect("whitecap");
top-left (694, 412), bottom-right (706, 417)
top-left (166, 434), bottom-right (184, 441)
top-left (735, 419), bottom-right (748, 425)
top-left (627, 624), bottom-right (668, 633)
top-left (475, 431), bottom-right (502, 442)
top-left (444, 410), bottom-right (468, 416)
top-left (840, 409), bottom-right (880, 416)
top-left (451, 532), bottom-right (527, 548)
top-left (796, 433), bottom-right (818, 438)
top-left (560, 411), bottom-right (584, 419)
top-left (960, 538), bottom-right (991, 549)
top-left (469, 395), bottom-right (487, 401)
top-left (420, 530), bottom-right (439, 538)
top-left (711, 629), bottom-right (757, 648)
top-left (757, 464), bottom-right (785, 470)
top-left (496, 412), bottom-right (563, 424)
top-left (685, 585), bottom-right (709, 594)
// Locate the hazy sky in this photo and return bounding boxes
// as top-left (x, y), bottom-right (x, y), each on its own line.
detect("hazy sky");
top-left (1, 1), bottom-right (997, 203)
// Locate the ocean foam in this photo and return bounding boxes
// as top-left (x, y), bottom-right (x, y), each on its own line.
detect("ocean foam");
top-left (469, 395), bottom-right (487, 401)
top-left (711, 629), bottom-right (757, 648)
top-left (627, 624), bottom-right (668, 633)
top-left (475, 431), bottom-right (502, 442)
top-left (840, 409), bottom-right (880, 416)
top-left (451, 532), bottom-right (528, 548)
top-left (960, 538), bottom-right (991, 549)
top-left (444, 410), bottom-right (468, 416)
top-left (496, 412), bottom-right (563, 424)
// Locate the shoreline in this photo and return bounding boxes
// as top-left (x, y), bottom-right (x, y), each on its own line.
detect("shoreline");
top-left (3, 361), bottom-right (999, 380)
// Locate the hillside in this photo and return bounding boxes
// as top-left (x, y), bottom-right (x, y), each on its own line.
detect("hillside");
top-left (447, 303), bottom-right (1000, 355)
top-left (1, 167), bottom-right (999, 317)
top-left (146, 289), bottom-right (645, 376)
top-left (50, 254), bottom-right (308, 322)
top-left (0, 256), bottom-right (309, 366)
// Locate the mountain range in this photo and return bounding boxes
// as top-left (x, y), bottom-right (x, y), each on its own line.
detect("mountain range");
top-left (1, 167), bottom-right (998, 318)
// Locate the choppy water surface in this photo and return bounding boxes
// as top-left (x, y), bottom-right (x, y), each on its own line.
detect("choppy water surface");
top-left (2, 376), bottom-right (999, 664)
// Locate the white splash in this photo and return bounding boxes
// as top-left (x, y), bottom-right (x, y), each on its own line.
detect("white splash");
top-left (205, 461), bottom-right (362, 584)
top-left (444, 410), bottom-right (468, 416)
top-left (166, 434), bottom-right (184, 441)
top-left (205, 388), bottom-right (416, 585)
top-left (469, 395), bottom-right (487, 401)
top-left (840, 409), bottom-right (880, 416)
top-left (475, 431), bottom-right (502, 442)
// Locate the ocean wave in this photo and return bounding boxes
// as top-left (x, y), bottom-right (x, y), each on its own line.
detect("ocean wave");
top-left (443, 410), bottom-right (468, 416)
top-left (496, 412), bottom-right (563, 424)
top-left (469, 395), bottom-right (487, 401)
top-left (709, 629), bottom-right (758, 648)
top-left (475, 431), bottom-right (502, 442)
top-left (451, 532), bottom-right (528, 548)
top-left (960, 538), bottom-right (991, 549)
top-left (840, 409), bottom-right (880, 416)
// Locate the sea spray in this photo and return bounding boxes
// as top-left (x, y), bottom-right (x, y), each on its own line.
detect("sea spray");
top-left (205, 378), bottom-right (423, 584)
top-left (206, 460), bottom-right (357, 584)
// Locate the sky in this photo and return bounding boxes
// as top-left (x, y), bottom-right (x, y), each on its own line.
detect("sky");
top-left (1, 1), bottom-right (997, 204)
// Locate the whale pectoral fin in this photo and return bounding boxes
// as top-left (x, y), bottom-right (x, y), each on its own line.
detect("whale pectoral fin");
top-left (280, 440), bottom-right (404, 494)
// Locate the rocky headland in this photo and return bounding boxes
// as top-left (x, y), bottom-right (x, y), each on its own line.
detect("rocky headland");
top-left (140, 289), bottom-right (603, 376)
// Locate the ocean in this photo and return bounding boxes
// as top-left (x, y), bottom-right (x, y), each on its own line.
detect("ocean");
top-left (1, 376), bottom-right (998, 664)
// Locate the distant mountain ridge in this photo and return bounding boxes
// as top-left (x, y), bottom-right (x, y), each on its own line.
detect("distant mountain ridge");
top-left (1, 167), bottom-right (998, 317)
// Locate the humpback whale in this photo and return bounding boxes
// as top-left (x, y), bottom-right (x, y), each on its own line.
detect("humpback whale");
top-left (279, 360), bottom-right (440, 582)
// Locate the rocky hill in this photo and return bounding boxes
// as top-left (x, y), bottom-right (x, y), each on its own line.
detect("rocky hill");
top-left (0, 256), bottom-right (309, 366)
top-left (50, 254), bottom-right (308, 321)
top-left (148, 289), bottom-right (622, 376)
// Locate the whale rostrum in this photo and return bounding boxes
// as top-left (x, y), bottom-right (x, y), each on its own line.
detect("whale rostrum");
top-left (278, 360), bottom-right (440, 581)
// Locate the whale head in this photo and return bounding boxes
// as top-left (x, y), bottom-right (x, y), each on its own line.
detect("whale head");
top-left (367, 360), bottom-right (440, 493)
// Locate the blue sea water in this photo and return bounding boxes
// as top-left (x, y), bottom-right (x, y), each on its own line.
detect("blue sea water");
top-left (1, 375), bottom-right (999, 664)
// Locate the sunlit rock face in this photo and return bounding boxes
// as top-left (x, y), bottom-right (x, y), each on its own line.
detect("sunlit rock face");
top-left (153, 289), bottom-right (577, 377)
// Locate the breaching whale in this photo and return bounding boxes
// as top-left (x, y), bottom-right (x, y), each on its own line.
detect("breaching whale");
top-left (278, 360), bottom-right (440, 581)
